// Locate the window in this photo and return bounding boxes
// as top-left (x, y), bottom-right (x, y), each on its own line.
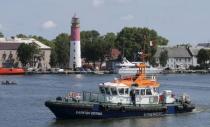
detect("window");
top-left (99, 87), bottom-right (105, 94)
top-left (118, 88), bottom-right (124, 95)
top-left (146, 89), bottom-right (152, 95)
top-left (105, 87), bottom-right (111, 95)
top-left (125, 88), bottom-right (129, 94)
top-left (135, 90), bottom-right (140, 95)
top-left (141, 89), bottom-right (145, 95)
top-left (111, 87), bottom-right (118, 95)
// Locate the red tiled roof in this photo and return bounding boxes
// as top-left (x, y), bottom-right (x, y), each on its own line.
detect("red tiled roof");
top-left (111, 48), bottom-right (121, 59)
top-left (0, 43), bottom-right (22, 50)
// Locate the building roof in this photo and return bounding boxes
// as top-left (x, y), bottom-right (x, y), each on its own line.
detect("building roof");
top-left (196, 43), bottom-right (210, 48)
top-left (111, 48), bottom-right (121, 59)
top-left (154, 46), bottom-right (191, 58)
top-left (0, 43), bottom-right (21, 50)
top-left (0, 37), bottom-right (51, 50)
top-left (189, 47), bottom-right (200, 56)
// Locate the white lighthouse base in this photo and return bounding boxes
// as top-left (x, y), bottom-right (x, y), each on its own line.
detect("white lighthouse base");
top-left (70, 41), bottom-right (82, 69)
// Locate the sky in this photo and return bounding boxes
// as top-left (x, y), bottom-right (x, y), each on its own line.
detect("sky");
top-left (0, 0), bottom-right (210, 45)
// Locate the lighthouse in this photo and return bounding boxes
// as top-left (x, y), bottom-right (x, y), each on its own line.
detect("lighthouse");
top-left (69, 15), bottom-right (82, 69)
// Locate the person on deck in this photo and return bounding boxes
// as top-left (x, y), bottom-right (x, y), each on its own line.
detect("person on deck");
top-left (130, 89), bottom-right (136, 106)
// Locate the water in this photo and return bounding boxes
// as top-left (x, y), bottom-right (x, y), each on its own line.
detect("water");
top-left (0, 74), bottom-right (210, 127)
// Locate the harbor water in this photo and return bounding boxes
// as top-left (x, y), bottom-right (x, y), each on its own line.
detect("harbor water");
top-left (0, 74), bottom-right (210, 127)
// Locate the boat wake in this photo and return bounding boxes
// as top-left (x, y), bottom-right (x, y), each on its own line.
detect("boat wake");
top-left (191, 105), bottom-right (210, 114)
top-left (161, 81), bottom-right (210, 90)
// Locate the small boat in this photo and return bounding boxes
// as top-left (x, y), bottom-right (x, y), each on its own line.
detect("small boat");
top-left (0, 68), bottom-right (25, 75)
top-left (114, 57), bottom-right (163, 75)
top-left (1, 80), bottom-right (17, 85)
top-left (45, 62), bottom-right (195, 119)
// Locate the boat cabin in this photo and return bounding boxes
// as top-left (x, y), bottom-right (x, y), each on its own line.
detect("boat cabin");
top-left (99, 82), bottom-right (160, 105)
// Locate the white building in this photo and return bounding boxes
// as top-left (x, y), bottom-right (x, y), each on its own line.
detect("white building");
top-left (154, 46), bottom-right (193, 69)
top-left (0, 37), bottom-right (51, 69)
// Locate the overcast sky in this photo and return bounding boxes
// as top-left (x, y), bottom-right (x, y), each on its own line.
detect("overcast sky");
top-left (0, 0), bottom-right (210, 45)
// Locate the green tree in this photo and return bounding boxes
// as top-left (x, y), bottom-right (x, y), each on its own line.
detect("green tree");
top-left (197, 49), bottom-right (209, 68)
top-left (16, 34), bottom-right (28, 38)
top-left (80, 30), bottom-right (100, 63)
top-left (17, 43), bottom-right (39, 67)
top-left (159, 50), bottom-right (168, 67)
top-left (103, 32), bottom-right (117, 49)
top-left (53, 33), bottom-right (70, 68)
top-left (116, 27), bottom-right (164, 62)
top-left (49, 46), bottom-right (57, 67)
top-left (0, 32), bottom-right (4, 37)
top-left (156, 36), bottom-right (168, 46)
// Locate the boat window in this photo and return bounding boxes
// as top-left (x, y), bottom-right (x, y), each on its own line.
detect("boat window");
top-left (111, 87), bottom-right (118, 95)
top-left (125, 88), bottom-right (129, 94)
top-left (146, 89), bottom-right (152, 95)
top-left (99, 87), bottom-right (105, 94)
top-left (105, 87), bottom-right (111, 95)
top-left (118, 88), bottom-right (124, 95)
top-left (135, 90), bottom-right (140, 95)
top-left (153, 88), bottom-right (157, 92)
top-left (141, 89), bottom-right (145, 95)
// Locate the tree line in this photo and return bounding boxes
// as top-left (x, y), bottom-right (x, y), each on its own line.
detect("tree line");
top-left (1, 27), bottom-right (169, 69)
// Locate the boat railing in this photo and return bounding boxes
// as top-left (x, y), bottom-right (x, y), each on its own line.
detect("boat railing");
top-left (64, 91), bottom-right (106, 103)
top-left (119, 75), bottom-right (157, 81)
top-left (82, 91), bottom-right (106, 103)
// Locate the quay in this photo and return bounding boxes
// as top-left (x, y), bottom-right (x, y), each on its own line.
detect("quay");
top-left (24, 69), bottom-right (210, 75)
top-left (162, 69), bottom-right (209, 74)
top-left (25, 70), bottom-right (112, 75)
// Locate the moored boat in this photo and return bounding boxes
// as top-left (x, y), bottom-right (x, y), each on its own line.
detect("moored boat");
top-left (0, 68), bottom-right (25, 75)
top-left (114, 57), bottom-right (163, 75)
top-left (45, 63), bottom-right (195, 119)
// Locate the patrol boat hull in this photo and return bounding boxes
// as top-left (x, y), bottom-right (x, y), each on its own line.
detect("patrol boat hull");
top-left (45, 100), bottom-right (195, 119)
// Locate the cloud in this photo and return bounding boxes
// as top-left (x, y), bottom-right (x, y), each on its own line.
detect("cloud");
top-left (42, 20), bottom-right (57, 29)
top-left (0, 24), bottom-right (2, 29)
top-left (92, 0), bottom-right (104, 7)
top-left (120, 14), bottom-right (134, 21)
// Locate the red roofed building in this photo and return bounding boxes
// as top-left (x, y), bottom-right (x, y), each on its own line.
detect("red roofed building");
top-left (110, 48), bottom-right (121, 60)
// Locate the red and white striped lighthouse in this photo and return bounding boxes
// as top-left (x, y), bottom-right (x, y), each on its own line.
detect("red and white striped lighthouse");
top-left (69, 15), bottom-right (82, 69)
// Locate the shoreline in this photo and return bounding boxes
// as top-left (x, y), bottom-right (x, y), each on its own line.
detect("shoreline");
top-left (24, 69), bottom-right (210, 75)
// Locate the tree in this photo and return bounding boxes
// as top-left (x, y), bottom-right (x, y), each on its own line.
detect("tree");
top-left (16, 34), bottom-right (28, 38)
top-left (0, 32), bottom-right (4, 37)
top-left (49, 47), bottom-right (57, 67)
top-left (103, 32), bottom-right (117, 49)
top-left (197, 49), bottom-right (209, 68)
top-left (157, 36), bottom-right (168, 46)
top-left (81, 30), bottom-right (100, 63)
top-left (53, 33), bottom-right (70, 68)
top-left (116, 27), bottom-right (166, 62)
top-left (159, 50), bottom-right (168, 67)
top-left (17, 43), bottom-right (39, 67)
